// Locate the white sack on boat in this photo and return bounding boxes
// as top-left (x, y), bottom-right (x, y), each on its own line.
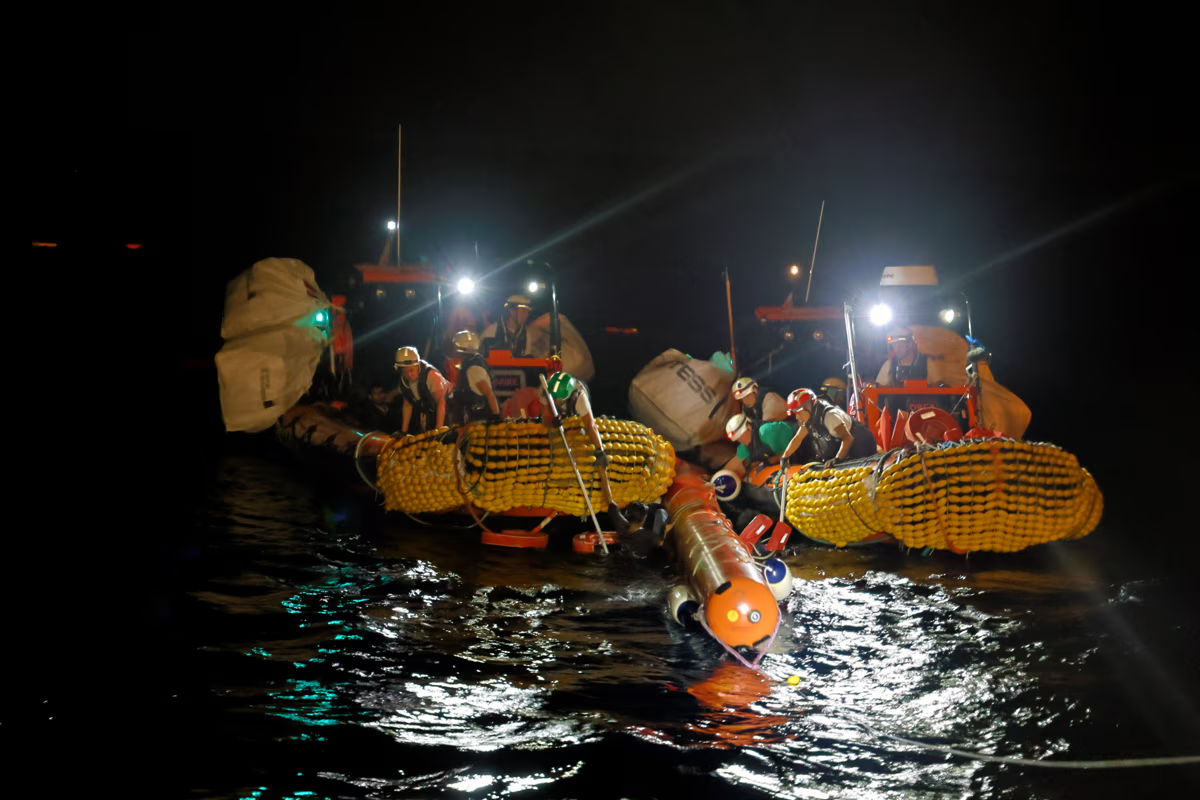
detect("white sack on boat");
top-left (628, 349), bottom-right (736, 450)
top-left (217, 327), bottom-right (329, 432)
top-left (524, 313), bottom-right (595, 382)
top-left (217, 258), bottom-right (332, 432)
top-left (221, 258), bottom-right (331, 340)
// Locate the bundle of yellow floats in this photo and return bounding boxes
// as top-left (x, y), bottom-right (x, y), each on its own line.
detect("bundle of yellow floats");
top-left (781, 437), bottom-right (1103, 552)
top-left (375, 417), bottom-right (677, 517)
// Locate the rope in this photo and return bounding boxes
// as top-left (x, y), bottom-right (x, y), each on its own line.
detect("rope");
top-left (352, 431), bottom-right (385, 493)
top-left (697, 606), bottom-right (781, 670)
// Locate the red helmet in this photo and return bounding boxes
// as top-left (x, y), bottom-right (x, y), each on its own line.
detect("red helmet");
top-left (786, 388), bottom-right (816, 416)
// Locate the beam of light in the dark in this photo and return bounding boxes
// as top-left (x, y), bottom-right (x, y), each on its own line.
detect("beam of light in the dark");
top-left (355, 162), bottom-right (705, 347)
top-left (944, 180), bottom-right (1174, 294)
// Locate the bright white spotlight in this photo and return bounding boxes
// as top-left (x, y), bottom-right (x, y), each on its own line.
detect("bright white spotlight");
top-left (527, 280), bottom-right (540, 294)
top-left (456, 277), bottom-right (476, 294)
top-left (869, 303), bottom-right (894, 327)
top-left (386, 220), bottom-right (397, 231)
top-left (939, 308), bottom-right (957, 324)
top-left (789, 264), bottom-right (801, 277)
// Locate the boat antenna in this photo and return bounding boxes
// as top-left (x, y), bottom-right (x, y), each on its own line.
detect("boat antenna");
top-left (803, 200), bottom-right (825, 305)
top-left (724, 266), bottom-right (738, 374)
top-left (548, 262), bottom-right (563, 359)
top-left (395, 124), bottom-right (403, 266)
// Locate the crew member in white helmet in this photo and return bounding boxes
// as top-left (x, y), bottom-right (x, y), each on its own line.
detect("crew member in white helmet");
top-left (731, 376), bottom-right (788, 423)
top-left (388, 345), bottom-right (451, 434)
top-left (449, 330), bottom-right (500, 423)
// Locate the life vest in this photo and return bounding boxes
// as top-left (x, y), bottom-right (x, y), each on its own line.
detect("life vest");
top-left (807, 399), bottom-right (877, 461)
top-left (890, 353), bottom-right (929, 385)
top-left (452, 352), bottom-right (494, 422)
top-left (398, 360), bottom-right (439, 421)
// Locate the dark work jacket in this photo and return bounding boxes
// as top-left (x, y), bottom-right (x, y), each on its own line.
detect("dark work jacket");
top-left (398, 360), bottom-right (440, 431)
top-left (807, 400), bottom-right (877, 461)
top-left (452, 353), bottom-right (494, 423)
top-left (888, 353), bottom-right (929, 385)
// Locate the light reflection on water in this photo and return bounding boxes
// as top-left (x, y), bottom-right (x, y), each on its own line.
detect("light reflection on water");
top-left (176, 455), bottom-right (1200, 799)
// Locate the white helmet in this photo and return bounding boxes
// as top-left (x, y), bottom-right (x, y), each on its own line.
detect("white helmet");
top-left (725, 413), bottom-right (751, 441)
top-left (452, 330), bottom-right (481, 353)
top-left (394, 346), bottom-right (420, 367)
top-left (732, 377), bottom-right (758, 400)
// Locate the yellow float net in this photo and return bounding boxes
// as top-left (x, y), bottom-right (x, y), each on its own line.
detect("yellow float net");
top-left (784, 438), bottom-right (1103, 552)
top-left (376, 417), bottom-right (677, 516)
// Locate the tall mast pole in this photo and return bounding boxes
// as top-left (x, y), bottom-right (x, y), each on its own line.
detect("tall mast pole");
top-left (395, 125), bottom-right (403, 266)
top-left (803, 200), bottom-right (825, 305)
top-left (724, 267), bottom-right (738, 374)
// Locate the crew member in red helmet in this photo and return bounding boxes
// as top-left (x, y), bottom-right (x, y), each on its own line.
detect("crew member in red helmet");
top-left (780, 388), bottom-right (877, 469)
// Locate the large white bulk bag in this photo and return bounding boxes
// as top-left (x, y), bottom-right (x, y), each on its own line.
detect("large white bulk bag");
top-left (524, 313), bottom-right (595, 382)
top-left (216, 327), bottom-right (329, 432)
top-left (217, 258), bottom-right (331, 432)
top-left (628, 349), bottom-right (737, 451)
top-left (221, 258), bottom-right (330, 340)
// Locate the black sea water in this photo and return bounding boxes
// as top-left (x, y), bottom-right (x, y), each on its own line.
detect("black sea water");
top-left (127, 429), bottom-right (1200, 800)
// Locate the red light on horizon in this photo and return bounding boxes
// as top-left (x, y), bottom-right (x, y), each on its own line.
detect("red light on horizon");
top-left (32, 241), bottom-right (58, 248)
top-left (125, 243), bottom-right (143, 250)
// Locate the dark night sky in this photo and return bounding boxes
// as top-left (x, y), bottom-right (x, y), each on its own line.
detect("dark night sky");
top-left (35, 5), bottom-right (1198, 469)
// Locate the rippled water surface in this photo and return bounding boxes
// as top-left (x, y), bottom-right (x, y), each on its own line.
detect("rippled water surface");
top-left (146, 445), bottom-right (1200, 799)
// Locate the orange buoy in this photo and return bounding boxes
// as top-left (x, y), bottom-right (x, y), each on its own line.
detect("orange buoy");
top-left (573, 531), bottom-right (619, 553)
top-left (481, 529), bottom-right (550, 548)
top-left (905, 406), bottom-right (963, 444)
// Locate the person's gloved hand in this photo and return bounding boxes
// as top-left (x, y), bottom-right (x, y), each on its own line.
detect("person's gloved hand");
top-left (595, 449), bottom-right (609, 468)
top-left (779, 456), bottom-right (790, 474)
top-left (823, 458), bottom-right (839, 469)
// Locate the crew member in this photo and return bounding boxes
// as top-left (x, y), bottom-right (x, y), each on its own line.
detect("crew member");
top-left (817, 376), bottom-right (848, 408)
top-left (388, 346), bottom-right (451, 434)
top-left (722, 412), bottom-right (797, 478)
top-left (543, 371), bottom-right (624, 521)
top-left (449, 329), bottom-right (500, 423)
top-left (780, 387), bottom-right (877, 468)
top-left (482, 294), bottom-right (534, 356)
top-left (355, 383), bottom-right (400, 431)
top-left (731, 376), bottom-right (788, 423)
top-left (876, 327), bottom-right (928, 386)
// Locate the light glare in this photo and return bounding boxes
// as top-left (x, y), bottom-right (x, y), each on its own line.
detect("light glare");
top-left (939, 308), bottom-right (957, 324)
top-left (528, 280), bottom-right (540, 294)
top-left (456, 277), bottom-right (476, 294)
top-left (869, 303), bottom-right (894, 327)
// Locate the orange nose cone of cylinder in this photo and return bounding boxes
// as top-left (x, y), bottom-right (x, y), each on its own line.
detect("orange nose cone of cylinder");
top-left (705, 576), bottom-right (780, 649)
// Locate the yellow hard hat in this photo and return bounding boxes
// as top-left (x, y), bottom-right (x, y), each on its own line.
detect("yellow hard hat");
top-left (452, 330), bottom-right (481, 353)
top-left (394, 346), bottom-right (420, 367)
top-left (505, 294), bottom-right (533, 309)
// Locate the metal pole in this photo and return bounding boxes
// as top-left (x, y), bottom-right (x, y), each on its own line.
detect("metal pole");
top-left (549, 263), bottom-right (562, 359)
top-left (843, 302), bottom-right (864, 422)
top-left (403, 122), bottom-right (408, 266)
top-left (804, 200), bottom-right (825, 305)
top-left (724, 267), bottom-right (738, 374)
top-left (539, 374), bottom-right (610, 554)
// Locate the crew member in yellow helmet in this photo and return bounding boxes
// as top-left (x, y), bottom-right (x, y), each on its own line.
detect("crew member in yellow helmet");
top-left (817, 376), bottom-right (847, 408)
top-left (449, 330), bottom-right (500, 423)
top-left (482, 294), bottom-right (534, 356)
top-left (388, 345), bottom-right (451, 434)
